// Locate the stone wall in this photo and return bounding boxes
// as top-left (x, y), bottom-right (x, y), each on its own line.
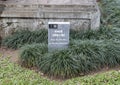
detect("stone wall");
top-left (0, 0), bottom-right (100, 37)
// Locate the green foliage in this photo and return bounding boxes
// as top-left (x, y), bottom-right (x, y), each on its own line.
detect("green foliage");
top-left (100, 0), bottom-right (120, 27)
top-left (20, 40), bottom-right (120, 78)
top-left (2, 27), bottom-right (120, 50)
top-left (70, 40), bottom-right (106, 73)
top-left (20, 43), bottom-right (47, 67)
top-left (1, 58), bottom-right (120, 85)
top-left (0, 58), bottom-right (57, 85)
top-left (2, 29), bottom-right (48, 49)
top-left (70, 40), bottom-right (120, 68)
top-left (70, 27), bottom-right (120, 40)
top-left (103, 41), bottom-right (120, 67)
top-left (2, 0), bottom-right (120, 79)
top-left (63, 71), bottom-right (120, 85)
top-left (37, 50), bottom-right (80, 78)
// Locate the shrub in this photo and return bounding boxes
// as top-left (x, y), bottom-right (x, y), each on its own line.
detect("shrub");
top-left (102, 41), bottom-right (120, 67)
top-left (20, 43), bottom-right (47, 67)
top-left (70, 40), bottom-right (106, 73)
top-left (2, 27), bottom-right (120, 49)
top-left (20, 40), bottom-right (120, 78)
top-left (100, 0), bottom-right (120, 27)
top-left (37, 50), bottom-right (80, 78)
top-left (70, 40), bottom-right (120, 69)
top-left (2, 29), bottom-right (48, 49)
top-left (70, 27), bottom-right (120, 40)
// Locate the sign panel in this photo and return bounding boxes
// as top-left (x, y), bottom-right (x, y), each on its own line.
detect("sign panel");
top-left (48, 22), bottom-right (70, 51)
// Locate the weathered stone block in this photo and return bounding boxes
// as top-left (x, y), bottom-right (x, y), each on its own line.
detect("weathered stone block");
top-left (0, 0), bottom-right (100, 37)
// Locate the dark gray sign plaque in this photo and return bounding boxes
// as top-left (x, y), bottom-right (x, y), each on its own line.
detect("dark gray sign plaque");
top-left (48, 22), bottom-right (70, 51)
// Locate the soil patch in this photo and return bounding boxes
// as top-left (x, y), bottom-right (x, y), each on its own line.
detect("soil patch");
top-left (0, 47), bottom-right (19, 63)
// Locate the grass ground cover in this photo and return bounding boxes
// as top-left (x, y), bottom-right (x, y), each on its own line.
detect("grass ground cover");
top-left (2, 27), bottom-right (120, 49)
top-left (19, 40), bottom-right (120, 78)
top-left (2, 29), bottom-right (48, 49)
top-left (100, 0), bottom-right (120, 27)
top-left (0, 57), bottom-right (57, 85)
top-left (20, 43), bottom-right (48, 67)
top-left (63, 70), bottom-right (120, 85)
top-left (0, 57), bottom-right (120, 85)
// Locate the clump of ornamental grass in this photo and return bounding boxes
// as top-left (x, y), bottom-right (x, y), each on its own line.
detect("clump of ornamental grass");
top-left (70, 40), bottom-right (106, 72)
top-left (20, 43), bottom-right (47, 67)
top-left (2, 26), bottom-right (120, 49)
top-left (36, 50), bottom-right (80, 78)
top-left (2, 29), bottom-right (48, 49)
top-left (20, 40), bottom-right (120, 78)
top-left (100, 0), bottom-right (120, 27)
top-left (70, 40), bottom-right (120, 68)
top-left (70, 27), bottom-right (120, 40)
top-left (102, 41), bottom-right (120, 67)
